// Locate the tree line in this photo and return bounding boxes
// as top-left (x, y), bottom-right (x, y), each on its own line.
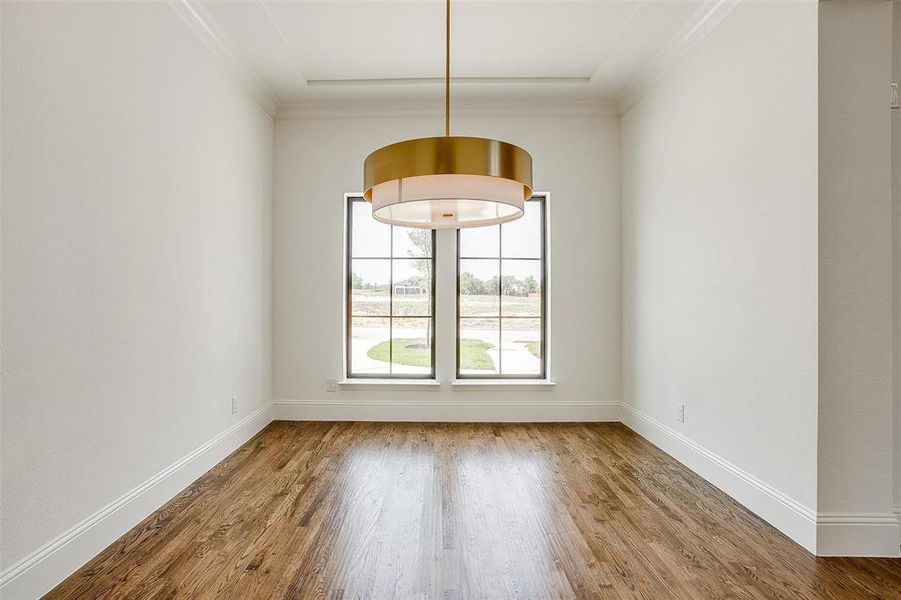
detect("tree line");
top-left (352, 272), bottom-right (538, 297)
top-left (460, 273), bottom-right (539, 297)
top-left (352, 230), bottom-right (538, 297)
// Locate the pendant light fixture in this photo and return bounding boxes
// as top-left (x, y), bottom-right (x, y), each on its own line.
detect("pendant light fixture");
top-left (362, 0), bottom-right (533, 229)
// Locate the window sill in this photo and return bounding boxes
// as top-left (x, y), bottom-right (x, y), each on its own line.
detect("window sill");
top-left (451, 379), bottom-right (556, 391)
top-left (339, 379), bottom-right (440, 391)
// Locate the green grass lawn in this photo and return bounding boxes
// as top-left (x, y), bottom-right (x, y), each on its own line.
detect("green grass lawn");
top-left (367, 338), bottom-right (495, 370)
top-left (458, 339), bottom-right (495, 370)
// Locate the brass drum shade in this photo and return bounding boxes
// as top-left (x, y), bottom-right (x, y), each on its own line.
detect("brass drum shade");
top-left (363, 136), bottom-right (533, 229)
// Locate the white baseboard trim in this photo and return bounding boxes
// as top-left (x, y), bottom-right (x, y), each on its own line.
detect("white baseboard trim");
top-left (273, 399), bottom-right (621, 422)
top-left (0, 402), bottom-right (274, 600)
top-left (896, 507), bottom-right (901, 548)
top-left (621, 403), bottom-right (818, 554)
top-left (816, 514), bottom-right (901, 557)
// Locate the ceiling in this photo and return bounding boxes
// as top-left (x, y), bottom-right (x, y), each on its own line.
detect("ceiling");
top-left (194, 0), bottom-right (714, 110)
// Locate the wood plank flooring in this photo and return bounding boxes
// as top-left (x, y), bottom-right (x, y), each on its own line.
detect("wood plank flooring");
top-left (46, 422), bottom-right (901, 599)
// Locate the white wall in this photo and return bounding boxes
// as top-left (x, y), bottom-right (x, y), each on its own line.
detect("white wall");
top-left (1, 0), bottom-right (272, 579)
top-left (817, 0), bottom-right (897, 556)
top-left (273, 110), bottom-right (621, 419)
top-left (893, 0), bottom-right (901, 520)
top-left (621, 0), bottom-right (820, 550)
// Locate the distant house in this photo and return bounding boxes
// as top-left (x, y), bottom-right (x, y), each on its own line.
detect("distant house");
top-left (394, 278), bottom-right (427, 295)
top-left (393, 283), bottom-right (426, 295)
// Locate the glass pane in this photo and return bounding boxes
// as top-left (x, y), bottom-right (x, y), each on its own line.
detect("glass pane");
top-left (459, 259), bottom-right (499, 317)
top-left (501, 259), bottom-right (541, 317)
top-left (393, 227), bottom-right (432, 258)
top-left (390, 317), bottom-right (432, 375)
top-left (351, 259), bottom-right (390, 316)
top-left (501, 200), bottom-right (541, 258)
top-left (459, 318), bottom-right (499, 375)
top-left (501, 318), bottom-right (542, 376)
top-left (351, 201), bottom-right (390, 257)
top-left (392, 259), bottom-right (431, 316)
top-left (350, 317), bottom-right (390, 375)
top-left (459, 224), bottom-right (499, 258)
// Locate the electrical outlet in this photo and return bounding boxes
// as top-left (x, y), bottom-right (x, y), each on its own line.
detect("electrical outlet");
top-left (677, 403), bottom-right (685, 423)
top-left (326, 378), bottom-right (337, 392)
top-left (231, 396), bottom-right (238, 415)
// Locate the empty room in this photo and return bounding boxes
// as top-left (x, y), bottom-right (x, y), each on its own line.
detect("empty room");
top-left (2, 0), bottom-right (901, 598)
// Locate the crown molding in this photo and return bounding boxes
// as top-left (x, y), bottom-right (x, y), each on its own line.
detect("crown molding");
top-left (616, 0), bottom-right (742, 115)
top-left (168, 0), bottom-right (279, 117)
top-left (276, 99), bottom-right (619, 121)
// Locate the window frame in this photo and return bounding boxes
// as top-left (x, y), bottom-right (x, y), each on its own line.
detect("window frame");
top-left (345, 195), bottom-right (437, 379)
top-left (455, 194), bottom-right (548, 380)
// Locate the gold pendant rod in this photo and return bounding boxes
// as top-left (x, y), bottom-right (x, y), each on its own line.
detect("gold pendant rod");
top-left (445, 0), bottom-right (450, 136)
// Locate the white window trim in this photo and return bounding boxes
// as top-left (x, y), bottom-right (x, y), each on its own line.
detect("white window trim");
top-left (343, 193), bottom-right (437, 381)
top-left (341, 192), bottom-right (552, 388)
top-left (454, 192), bottom-right (552, 381)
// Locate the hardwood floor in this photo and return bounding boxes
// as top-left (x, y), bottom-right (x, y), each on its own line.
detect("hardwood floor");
top-left (47, 422), bottom-right (901, 599)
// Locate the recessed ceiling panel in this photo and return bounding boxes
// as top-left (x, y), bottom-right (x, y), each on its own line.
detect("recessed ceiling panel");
top-left (265, 1), bottom-right (639, 80)
top-left (194, 0), bottom-right (713, 103)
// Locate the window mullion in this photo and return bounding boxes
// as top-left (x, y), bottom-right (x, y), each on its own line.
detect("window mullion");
top-left (498, 223), bottom-right (503, 376)
top-left (389, 225), bottom-right (394, 374)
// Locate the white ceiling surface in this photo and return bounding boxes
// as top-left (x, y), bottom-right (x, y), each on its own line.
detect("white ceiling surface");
top-left (198, 0), bottom-right (707, 107)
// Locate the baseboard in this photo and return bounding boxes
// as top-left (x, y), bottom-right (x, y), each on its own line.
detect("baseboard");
top-left (897, 506), bottom-right (901, 548)
top-left (896, 506), bottom-right (901, 529)
top-left (273, 399), bottom-right (621, 422)
top-left (816, 514), bottom-right (901, 557)
top-left (621, 403), bottom-right (818, 554)
top-left (0, 402), bottom-right (274, 599)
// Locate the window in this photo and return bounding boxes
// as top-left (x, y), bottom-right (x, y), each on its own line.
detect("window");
top-left (457, 195), bottom-right (547, 378)
top-left (346, 196), bottom-right (436, 378)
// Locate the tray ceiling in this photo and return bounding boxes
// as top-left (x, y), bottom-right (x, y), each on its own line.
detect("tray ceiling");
top-left (195, 0), bottom-right (713, 107)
